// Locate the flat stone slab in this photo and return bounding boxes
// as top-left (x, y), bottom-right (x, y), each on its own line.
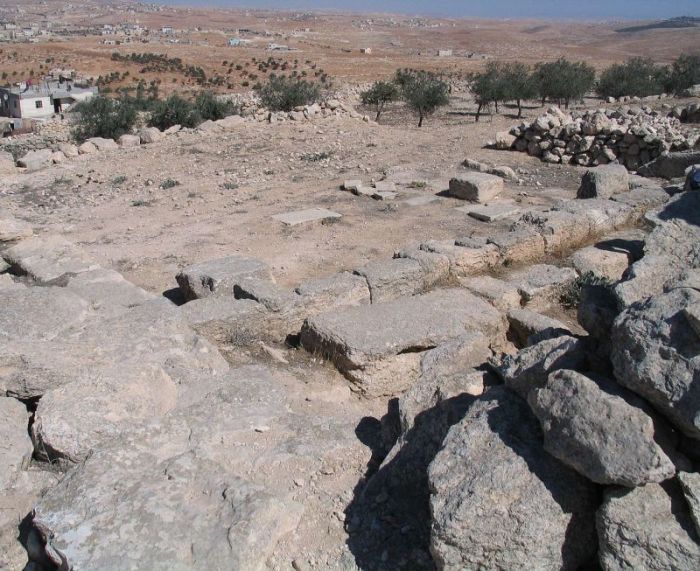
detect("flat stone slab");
top-left (571, 246), bottom-right (630, 281)
top-left (353, 185), bottom-right (375, 197)
top-left (300, 288), bottom-right (505, 396)
top-left (448, 172), bottom-right (504, 203)
top-left (458, 202), bottom-right (521, 222)
top-left (176, 255), bottom-right (273, 301)
top-left (354, 257), bottom-right (427, 303)
top-left (3, 236), bottom-right (100, 283)
top-left (295, 272), bottom-right (370, 311)
top-left (459, 275), bottom-right (521, 312)
top-left (342, 180), bottom-right (362, 191)
top-left (372, 191), bottom-right (397, 201)
top-left (272, 208), bottom-right (342, 226)
top-left (507, 264), bottom-right (579, 307)
top-left (373, 181), bottom-right (397, 192)
top-left (403, 195), bottom-right (440, 206)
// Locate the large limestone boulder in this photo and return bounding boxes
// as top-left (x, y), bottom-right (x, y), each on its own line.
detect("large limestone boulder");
top-left (612, 287), bottom-right (700, 439)
top-left (354, 257), bottom-right (438, 303)
top-left (529, 369), bottom-right (675, 486)
top-left (16, 148), bottom-right (53, 172)
top-left (86, 137), bottom-right (118, 151)
top-left (506, 263), bottom-right (578, 308)
top-left (295, 272), bottom-right (370, 311)
top-left (30, 365), bottom-right (368, 570)
top-left (571, 245), bottom-right (630, 281)
top-left (638, 150), bottom-right (700, 179)
top-left (597, 483), bottom-right (700, 569)
top-left (429, 386), bottom-right (598, 570)
top-left (0, 397), bottom-right (32, 489)
top-left (3, 235), bottom-right (100, 283)
top-left (506, 308), bottom-right (571, 346)
top-left (577, 165), bottom-right (629, 199)
top-left (117, 134), bottom-right (141, 147)
top-left (300, 289), bottom-right (505, 397)
top-left (139, 126), bottom-right (164, 144)
top-left (0, 150), bottom-right (16, 175)
top-left (0, 209), bottom-right (32, 242)
top-left (176, 255), bottom-right (273, 301)
top-left (448, 172), bottom-right (504, 202)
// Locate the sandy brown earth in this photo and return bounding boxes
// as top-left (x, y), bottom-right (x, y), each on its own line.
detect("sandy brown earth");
top-left (0, 97), bottom-right (589, 298)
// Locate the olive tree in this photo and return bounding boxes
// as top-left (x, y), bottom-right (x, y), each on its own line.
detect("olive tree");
top-left (597, 58), bottom-right (668, 99)
top-left (534, 58), bottom-right (595, 109)
top-left (665, 53), bottom-right (700, 95)
top-left (71, 96), bottom-right (137, 142)
top-left (255, 75), bottom-right (320, 112)
top-left (360, 80), bottom-right (399, 121)
top-left (395, 69), bottom-right (450, 127)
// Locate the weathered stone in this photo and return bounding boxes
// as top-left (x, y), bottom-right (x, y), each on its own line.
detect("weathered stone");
top-left (429, 386), bottom-right (598, 570)
top-left (3, 235), bottom-right (99, 282)
top-left (50, 150), bottom-right (66, 164)
top-left (507, 263), bottom-right (578, 307)
top-left (354, 257), bottom-right (429, 303)
top-left (217, 115), bottom-right (244, 129)
top-left (403, 194), bottom-right (440, 206)
top-left (179, 296), bottom-right (274, 342)
top-left (460, 275), bottom-right (521, 312)
top-left (529, 369), bottom-right (675, 486)
top-left (506, 308), bottom-right (571, 346)
top-left (16, 149), bottom-right (53, 171)
top-left (342, 179), bottom-right (362, 191)
top-left (421, 239), bottom-right (499, 277)
top-left (57, 142), bottom-right (79, 158)
top-left (117, 134), bottom-right (141, 147)
top-left (234, 278), bottom-right (300, 313)
top-left (0, 286), bottom-right (90, 341)
top-left (638, 150), bottom-right (700, 179)
top-left (448, 172), bottom-right (504, 202)
top-left (77, 141), bottom-right (98, 155)
top-left (0, 150), bottom-right (17, 174)
top-left (0, 210), bottom-right (32, 242)
top-left (679, 472), bottom-right (700, 537)
top-left (0, 397), bottom-right (32, 489)
top-left (577, 165), bottom-right (630, 199)
top-left (176, 255), bottom-right (273, 301)
top-left (598, 483), bottom-right (700, 570)
top-left (139, 127), bottom-right (164, 144)
top-left (487, 227), bottom-right (546, 265)
top-left (495, 131), bottom-right (516, 150)
top-left (61, 268), bottom-right (155, 314)
top-left (459, 202), bottom-right (520, 222)
top-left (373, 180), bottom-right (397, 192)
top-left (612, 287), bottom-right (700, 438)
top-left (272, 208), bottom-right (342, 226)
top-left (572, 245), bottom-right (630, 281)
top-left (300, 289), bottom-right (505, 397)
top-left (496, 335), bottom-right (587, 399)
top-left (295, 272), bottom-right (370, 311)
top-left (86, 137), bottom-right (118, 151)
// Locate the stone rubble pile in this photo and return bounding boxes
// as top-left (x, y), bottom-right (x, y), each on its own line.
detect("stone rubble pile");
top-left (501, 105), bottom-right (700, 170)
top-left (2, 162), bottom-right (700, 569)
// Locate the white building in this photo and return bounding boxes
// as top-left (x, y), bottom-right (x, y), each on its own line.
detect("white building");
top-left (437, 49), bottom-right (453, 57)
top-left (0, 81), bottom-right (98, 120)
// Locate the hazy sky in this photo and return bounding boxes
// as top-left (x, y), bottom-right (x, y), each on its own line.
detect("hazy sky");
top-left (160, 0), bottom-right (698, 20)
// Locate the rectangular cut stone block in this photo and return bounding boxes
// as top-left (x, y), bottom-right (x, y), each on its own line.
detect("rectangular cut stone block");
top-left (295, 272), bottom-right (370, 311)
top-left (272, 208), bottom-right (342, 226)
top-left (507, 264), bottom-right (579, 308)
top-left (459, 276), bottom-right (522, 312)
top-left (448, 173), bottom-right (504, 202)
top-left (458, 202), bottom-right (521, 222)
top-left (374, 181), bottom-right (397, 192)
top-left (176, 256), bottom-right (273, 301)
top-left (421, 240), bottom-right (500, 277)
top-left (300, 288), bottom-right (505, 397)
top-left (354, 258), bottom-right (428, 303)
top-left (3, 236), bottom-right (99, 283)
top-left (372, 191), bottom-right (397, 201)
top-left (487, 228), bottom-right (546, 266)
top-left (343, 180), bottom-right (362, 191)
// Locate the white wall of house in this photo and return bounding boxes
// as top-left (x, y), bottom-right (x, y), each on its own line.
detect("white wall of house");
top-left (19, 96), bottom-right (53, 119)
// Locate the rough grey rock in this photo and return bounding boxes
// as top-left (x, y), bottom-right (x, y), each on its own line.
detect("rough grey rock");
top-left (234, 278), bottom-right (300, 313)
top-left (0, 209), bottom-right (32, 242)
top-left (0, 286), bottom-right (90, 341)
top-left (16, 149), bottom-right (53, 171)
top-left (176, 255), bottom-right (273, 301)
top-left (486, 227), bottom-right (546, 265)
top-left (507, 263), bottom-right (578, 308)
top-left (418, 239), bottom-right (497, 277)
top-left (496, 335), bottom-right (587, 400)
top-left (0, 397), bottom-right (32, 489)
top-left (572, 245), bottom-right (630, 281)
top-left (78, 141), bottom-right (98, 155)
top-left (2, 235), bottom-right (100, 283)
top-left (30, 365), bottom-right (366, 570)
top-left (612, 287), bottom-right (700, 438)
top-left (577, 165), bottom-right (630, 199)
top-left (578, 282), bottom-right (620, 341)
top-left (117, 134), bottom-right (140, 148)
top-left (61, 268), bottom-right (155, 314)
top-left (529, 369), bottom-right (675, 486)
top-left (429, 386), bottom-right (598, 570)
top-left (32, 363), bottom-right (178, 464)
top-left (354, 257), bottom-right (432, 303)
top-left (295, 272), bottom-right (370, 311)
top-left (86, 137), bottom-right (118, 151)
top-left (597, 483), bottom-right (700, 570)
top-left (638, 150), bottom-right (700, 179)
top-left (300, 289), bottom-right (505, 397)
top-left (0, 150), bottom-right (16, 175)
top-left (506, 308), bottom-right (571, 346)
top-left (679, 472), bottom-right (700, 537)
top-left (448, 172), bottom-right (504, 202)
top-left (459, 275), bottom-right (521, 312)
top-left (139, 126), bottom-right (164, 144)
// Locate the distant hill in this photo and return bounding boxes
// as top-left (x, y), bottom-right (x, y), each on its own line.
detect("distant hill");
top-left (616, 16), bottom-right (700, 33)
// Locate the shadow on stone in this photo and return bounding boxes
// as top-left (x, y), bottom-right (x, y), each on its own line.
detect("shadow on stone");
top-left (162, 287), bottom-right (186, 306)
top-left (345, 393), bottom-right (476, 570)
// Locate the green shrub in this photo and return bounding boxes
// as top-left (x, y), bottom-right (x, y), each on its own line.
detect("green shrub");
top-left (149, 94), bottom-right (200, 130)
top-left (360, 80), bottom-right (400, 121)
top-left (597, 58), bottom-right (668, 98)
top-left (160, 178), bottom-right (180, 189)
top-left (665, 53), bottom-right (700, 94)
top-left (534, 58), bottom-right (595, 109)
top-left (71, 96), bottom-right (138, 142)
top-left (560, 272), bottom-right (612, 309)
top-left (194, 91), bottom-right (239, 121)
top-left (255, 75), bottom-right (320, 112)
top-left (395, 69), bottom-right (450, 127)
